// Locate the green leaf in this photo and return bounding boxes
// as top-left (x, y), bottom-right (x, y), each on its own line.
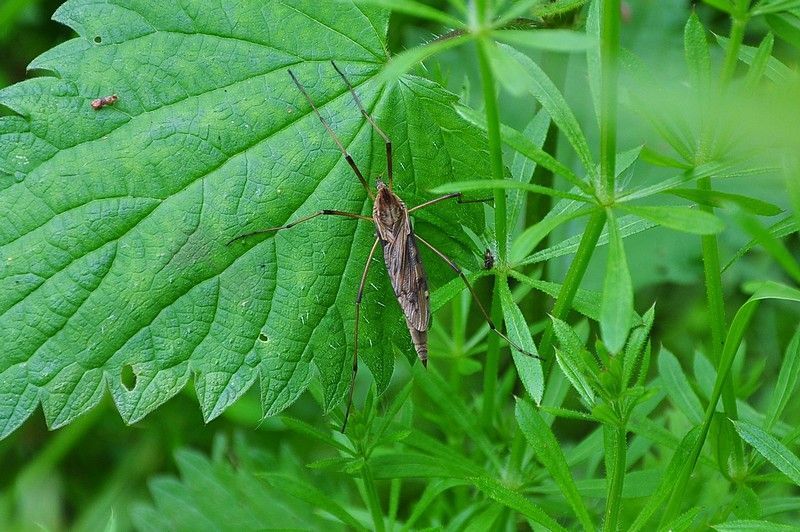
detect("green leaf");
top-left (508, 110), bottom-right (551, 231)
top-left (0, 0), bottom-right (490, 438)
top-left (551, 317), bottom-right (598, 406)
top-left (516, 399), bottom-right (594, 531)
top-left (658, 349), bottom-right (704, 425)
top-left (766, 12), bottom-right (800, 49)
top-left (510, 270), bottom-right (604, 324)
top-left (379, 33), bottom-right (473, 81)
top-left (532, 0), bottom-right (589, 17)
top-left (468, 476), bottom-right (567, 532)
top-left (722, 215), bottom-right (798, 273)
top-left (456, 105), bottom-right (590, 193)
top-left (734, 420), bottom-right (800, 486)
top-left (600, 211), bottom-right (633, 353)
top-left (261, 473), bottom-right (367, 531)
top-left (666, 188), bottom-right (783, 216)
top-left (499, 281), bottom-right (544, 404)
top-left (492, 0), bottom-right (545, 26)
top-left (701, 0), bottom-right (735, 14)
top-left (519, 215), bottom-right (656, 267)
top-left (347, 0), bottom-right (464, 27)
top-left (585, 0), bottom-right (601, 124)
top-left (684, 13), bottom-right (712, 93)
top-left (492, 29), bottom-right (592, 53)
top-left (431, 179), bottom-right (590, 202)
top-left (713, 520), bottom-right (798, 531)
top-left (736, 213), bottom-right (800, 284)
top-left (716, 34), bottom-right (796, 82)
top-left (369, 452), bottom-right (478, 478)
top-left (491, 43), bottom-right (596, 176)
top-left (753, 0), bottom-right (800, 16)
top-left (510, 203), bottom-right (597, 264)
top-left (622, 304), bottom-right (655, 389)
top-left (619, 205), bottom-right (725, 235)
top-left (787, 156), bottom-right (800, 230)
top-left (744, 33), bottom-right (776, 89)
top-left (132, 449), bottom-right (335, 530)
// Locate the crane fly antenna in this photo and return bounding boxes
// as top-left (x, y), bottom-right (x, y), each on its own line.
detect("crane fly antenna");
top-left (331, 61), bottom-right (394, 190)
top-left (287, 69), bottom-right (375, 200)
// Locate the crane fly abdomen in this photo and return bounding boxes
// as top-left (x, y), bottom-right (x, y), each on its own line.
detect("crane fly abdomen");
top-left (373, 181), bottom-right (431, 365)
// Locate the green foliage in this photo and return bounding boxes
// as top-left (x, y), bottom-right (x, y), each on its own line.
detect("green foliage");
top-left (2, 0), bottom-right (800, 530)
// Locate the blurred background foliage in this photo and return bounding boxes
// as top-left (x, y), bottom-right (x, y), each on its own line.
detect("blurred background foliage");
top-left (1, 0), bottom-right (799, 530)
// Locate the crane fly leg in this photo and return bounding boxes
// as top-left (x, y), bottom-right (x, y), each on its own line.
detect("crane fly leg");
top-left (414, 234), bottom-right (540, 360)
top-left (331, 61), bottom-right (394, 190)
top-left (227, 210), bottom-right (370, 245)
top-left (288, 69), bottom-right (375, 200)
top-left (342, 236), bottom-right (381, 432)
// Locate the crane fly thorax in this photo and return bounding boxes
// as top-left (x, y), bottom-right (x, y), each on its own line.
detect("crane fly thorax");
top-left (373, 183), bottom-right (408, 242)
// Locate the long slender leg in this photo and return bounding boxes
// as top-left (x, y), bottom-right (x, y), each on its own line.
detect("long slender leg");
top-left (330, 61), bottom-right (394, 190)
top-left (342, 237), bottom-right (381, 432)
top-left (288, 69), bottom-right (375, 200)
top-left (227, 210), bottom-right (370, 245)
top-left (408, 193), bottom-right (492, 213)
top-left (415, 234), bottom-right (540, 359)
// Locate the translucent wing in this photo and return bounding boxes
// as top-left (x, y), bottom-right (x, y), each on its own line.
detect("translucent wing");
top-left (381, 217), bottom-right (430, 332)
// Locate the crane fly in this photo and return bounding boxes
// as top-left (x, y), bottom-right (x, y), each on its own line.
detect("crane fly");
top-left (229, 62), bottom-right (535, 431)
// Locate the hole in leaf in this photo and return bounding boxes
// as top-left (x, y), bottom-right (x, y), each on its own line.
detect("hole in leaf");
top-left (258, 333), bottom-right (268, 342)
top-left (121, 364), bottom-right (136, 391)
top-left (94, 36), bottom-right (102, 44)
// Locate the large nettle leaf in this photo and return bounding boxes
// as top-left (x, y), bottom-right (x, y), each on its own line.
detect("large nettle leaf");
top-left (0, 0), bottom-right (489, 438)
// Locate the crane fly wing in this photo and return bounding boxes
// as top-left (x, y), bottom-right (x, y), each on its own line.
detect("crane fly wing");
top-left (382, 218), bottom-right (430, 332)
top-left (400, 232), bottom-right (430, 331)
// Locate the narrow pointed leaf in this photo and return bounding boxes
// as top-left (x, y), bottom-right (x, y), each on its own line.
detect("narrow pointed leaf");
top-left (658, 349), bottom-right (704, 425)
top-left (600, 211), bottom-right (633, 353)
top-left (620, 205), bottom-right (724, 235)
top-left (499, 281), bottom-right (544, 404)
top-left (734, 420), bottom-right (800, 487)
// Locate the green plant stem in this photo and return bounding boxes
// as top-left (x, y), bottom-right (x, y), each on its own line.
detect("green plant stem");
top-left (475, 26), bottom-right (510, 431)
top-left (361, 465), bottom-right (385, 532)
top-left (540, 210), bottom-right (607, 368)
top-left (699, 180), bottom-right (746, 474)
top-left (476, 37), bottom-right (509, 261)
top-left (482, 278), bottom-right (503, 427)
top-left (721, 15), bottom-right (748, 86)
top-left (599, 0), bottom-right (621, 200)
top-left (603, 423), bottom-right (628, 532)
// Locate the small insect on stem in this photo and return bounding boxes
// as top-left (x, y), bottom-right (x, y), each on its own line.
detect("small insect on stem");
top-left (91, 94), bottom-right (118, 110)
top-left (227, 62), bottom-right (539, 432)
top-left (483, 248), bottom-right (495, 270)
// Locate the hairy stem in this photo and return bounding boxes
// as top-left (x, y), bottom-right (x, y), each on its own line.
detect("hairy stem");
top-left (481, 278), bottom-right (503, 427)
top-left (540, 210), bottom-right (607, 367)
top-left (476, 38), bottom-right (509, 261)
top-left (361, 465), bottom-right (385, 532)
top-left (603, 424), bottom-right (628, 532)
top-left (599, 0), bottom-right (621, 200)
